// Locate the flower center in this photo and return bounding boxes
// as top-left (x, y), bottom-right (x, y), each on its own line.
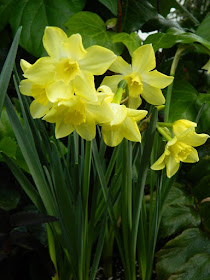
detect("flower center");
top-left (55, 58), bottom-right (80, 84)
top-left (170, 141), bottom-right (192, 162)
top-left (124, 73), bottom-right (143, 97)
top-left (64, 100), bottom-right (86, 126)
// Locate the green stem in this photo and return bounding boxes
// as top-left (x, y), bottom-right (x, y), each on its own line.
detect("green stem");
top-left (157, 125), bottom-right (172, 141)
top-left (164, 46), bottom-right (187, 122)
top-left (157, 122), bottom-right (173, 128)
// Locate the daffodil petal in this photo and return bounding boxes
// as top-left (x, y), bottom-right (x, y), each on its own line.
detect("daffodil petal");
top-left (132, 44), bottom-right (156, 73)
top-left (20, 59), bottom-right (31, 73)
top-left (109, 56), bottom-right (132, 75)
top-left (43, 26), bottom-right (67, 59)
top-left (101, 125), bottom-right (124, 147)
top-left (182, 147), bottom-right (199, 163)
top-left (64, 34), bottom-right (87, 61)
top-left (127, 108), bottom-right (147, 121)
top-left (73, 71), bottom-right (98, 101)
top-left (142, 70), bottom-right (173, 88)
top-left (86, 102), bottom-right (113, 124)
top-left (165, 154), bottom-right (180, 178)
top-left (109, 104), bottom-right (127, 126)
top-left (55, 121), bottom-right (74, 139)
top-left (30, 100), bottom-right (52, 119)
top-left (76, 118), bottom-right (96, 141)
top-left (24, 57), bottom-right (55, 84)
top-left (79, 45), bottom-right (116, 75)
top-left (101, 75), bottom-right (123, 94)
top-left (19, 79), bottom-right (32, 96)
top-left (173, 119), bottom-right (197, 136)
top-left (121, 117), bottom-right (141, 142)
top-left (151, 152), bottom-right (166, 170)
top-left (179, 132), bottom-right (209, 147)
top-left (128, 96), bottom-right (142, 109)
top-left (46, 81), bottom-right (74, 103)
top-left (141, 83), bottom-right (165, 105)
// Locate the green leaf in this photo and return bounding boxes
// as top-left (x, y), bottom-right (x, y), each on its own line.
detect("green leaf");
top-left (121, 0), bottom-right (157, 32)
top-left (195, 93), bottom-right (210, 134)
top-left (0, 0), bottom-right (14, 31)
top-left (0, 136), bottom-right (17, 158)
top-left (0, 26), bottom-right (21, 118)
top-left (199, 201), bottom-right (210, 233)
top-left (159, 184), bottom-right (200, 238)
top-left (168, 253), bottom-right (210, 280)
top-left (0, 186), bottom-right (20, 211)
top-left (168, 81), bottom-right (198, 122)
top-left (112, 32), bottom-right (141, 55)
top-left (192, 175), bottom-right (210, 202)
top-left (145, 27), bottom-right (210, 52)
top-left (98, 0), bottom-right (118, 16)
top-left (156, 228), bottom-right (210, 280)
top-left (9, 0), bottom-right (85, 57)
top-left (196, 15), bottom-right (210, 42)
top-left (65, 11), bottom-right (123, 55)
top-left (0, 107), bottom-right (15, 139)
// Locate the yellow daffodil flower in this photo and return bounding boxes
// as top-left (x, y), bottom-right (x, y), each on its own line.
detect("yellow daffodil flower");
top-left (101, 103), bottom-right (148, 147)
top-left (101, 44), bottom-right (173, 108)
top-left (39, 93), bottom-right (114, 140)
top-left (151, 121), bottom-right (209, 178)
top-left (19, 26), bottom-right (116, 104)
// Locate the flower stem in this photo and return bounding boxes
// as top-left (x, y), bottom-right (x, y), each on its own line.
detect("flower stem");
top-left (157, 122), bottom-right (173, 128)
top-left (164, 46), bottom-right (187, 122)
top-left (157, 125), bottom-right (172, 142)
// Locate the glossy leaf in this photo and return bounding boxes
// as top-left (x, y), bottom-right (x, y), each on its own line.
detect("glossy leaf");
top-left (168, 81), bottom-right (198, 122)
top-left (199, 201), bottom-right (210, 233)
top-left (196, 15), bottom-right (210, 42)
top-left (98, 0), bottom-right (118, 16)
top-left (159, 184), bottom-right (200, 238)
top-left (112, 32), bottom-right (141, 55)
top-left (9, 0), bottom-right (85, 57)
top-left (65, 11), bottom-right (123, 55)
top-left (156, 228), bottom-right (210, 280)
top-left (195, 93), bottom-right (210, 134)
top-left (0, 0), bottom-right (14, 31)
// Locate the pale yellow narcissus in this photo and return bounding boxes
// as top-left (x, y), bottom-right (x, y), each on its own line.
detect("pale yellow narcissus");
top-left (38, 92), bottom-right (114, 140)
top-left (101, 103), bottom-right (148, 147)
top-left (151, 120), bottom-right (209, 178)
top-left (101, 44), bottom-right (173, 108)
top-left (19, 26), bottom-right (116, 105)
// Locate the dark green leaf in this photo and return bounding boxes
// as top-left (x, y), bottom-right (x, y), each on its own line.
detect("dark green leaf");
top-left (0, 186), bottom-right (20, 211)
top-left (0, 107), bottom-right (15, 139)
top-left (168, 81), bottom-right (198, 122)
top-left (199, 201), bottom-right (210, 233)
top-left (112, 32), bottom-right (141, 55)
top-left (156, 228), bottom-right (210, 280)
top-left (65, 11), bottom-right (123, 55)
top-left (196, 15), bottom-right (210, 42)
top-left (11, 212), bottom-right (58, 227)
top-left (0, 27), bottom-right (21, 118)
top-left (195, 93), bottom-right (210, 134)
top-left (144, 32), bottom-right (179, 52)
top-left (159, 184), bottom-right (200, 238)
top-left (9, 0), bottom-right (85, 57)
top-left (0, 0), bottom-right (14, 31)
top-left (98, 0), bottom-right (118, 16)
top-left (168, 253), bottom-right (210, 280)
top-left (0, 136), bottom-right (16, 158)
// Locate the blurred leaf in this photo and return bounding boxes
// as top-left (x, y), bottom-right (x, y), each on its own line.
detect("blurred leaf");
top-left (195, 93), bottom-right (210, 134)
top-left (0, 186), bottom-right (20, 211)
top-left (145, 27), bottom-right (210, 52)
top-left (11, 212), bottom-right (58, 227)
top-left (0, 0), bottom-right (14, 31)
top-left (0, 137), bottom-right (16, 158)
top-left (148, 0), bottom-right (180, 17)
top-left (188, 155), bottom-right (210, 187)
top-left (159, 184), bottom-right (200, 238)
top-left (98, 0), bottom-right (118, 16)
top-left (199, 201), bottom-right (210, 233)
top-left (121, 0), bottom-right (157, 32)
top-left (65, 11), bottom-right (123, 55)
top-left (168, 81), bottom-right (198, 122)
top-left (156, 228), bottom-right (210, 280)
top-left (0, 107), bottom-right (15, 139)
top-left (192, 175), bottom-right (210, 202)
top-left (168, 253), bottom-right (210, 280)
top-left (9, 0), bottom-right (85, 57)
top-left (196, 15), bottom-right (210, 42)
top-left (112, 32), bottom-right (141, 55)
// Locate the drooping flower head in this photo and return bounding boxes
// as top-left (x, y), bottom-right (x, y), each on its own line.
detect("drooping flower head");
top-left (101, 44), bottom-right (174, 108)
top-left (151, 120), bottom-right (209, 178)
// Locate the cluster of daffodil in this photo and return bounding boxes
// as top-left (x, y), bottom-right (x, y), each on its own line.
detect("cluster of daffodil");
top-left (19, 26), bottom-right (173, 147)
top-left (19, 26), bottom-right (209, 177)
top-left (151, 119), bottom-right (209, 178)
